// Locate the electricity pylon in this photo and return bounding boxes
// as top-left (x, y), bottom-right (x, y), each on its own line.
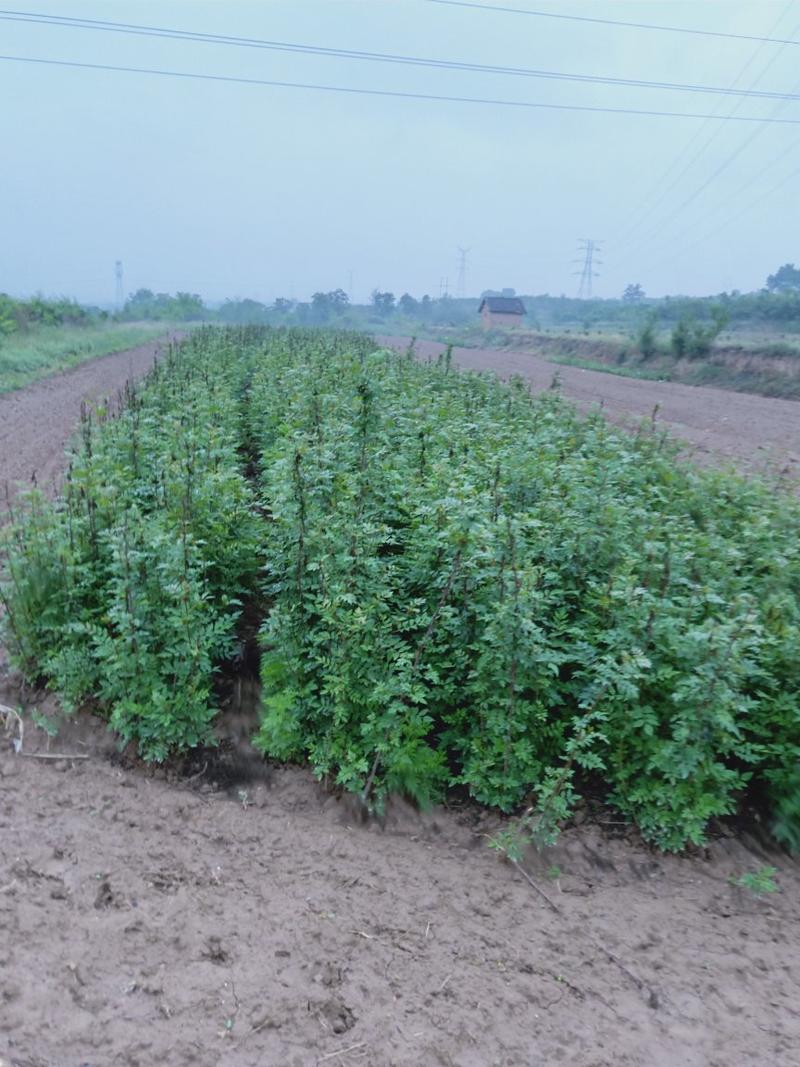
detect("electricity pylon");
top-left (574, 239), bottom-right (602, 299)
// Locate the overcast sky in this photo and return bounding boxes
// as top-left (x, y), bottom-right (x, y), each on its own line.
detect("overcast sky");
top-left (3, 0), bottom-right (799, 304)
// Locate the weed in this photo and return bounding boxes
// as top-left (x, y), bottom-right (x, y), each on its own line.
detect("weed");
top-left (30, 708), bottom-right (59, 739)
top-left (734, 867), bottom-right (779, 895)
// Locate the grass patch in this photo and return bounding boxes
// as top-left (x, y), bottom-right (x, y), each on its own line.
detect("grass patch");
top-left (0, 321), bottom-right (173, 393)
top-left (542, 353), bottom-right (670, 382)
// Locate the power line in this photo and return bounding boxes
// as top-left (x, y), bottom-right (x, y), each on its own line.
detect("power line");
top-left (644, 161), bottom-right (800, 277)
top-left (6, 53), bottom-right (800, 124)
top-left (3, 9), bottom-right (800, 102)
top-left (614, 17), bottom-right (800, 259)
top-left (627, 114), bottom-right (800, 262)
top-left (427, 0), bottom-right (800, 48)
top-left (619, 53), bottom-right (800, 264)
top-left (647, 133), bottom-right (800, 256)
top-left (425, 0), bottom-right (800, 276)
top-left (610, 1), bottom-right (798, 253)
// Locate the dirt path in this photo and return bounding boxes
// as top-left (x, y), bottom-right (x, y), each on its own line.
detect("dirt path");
top-left (1, 335), bottom-right (799, 1066)
top-left (377, 336), bottom-right (800, 484)
top-left (0, 333), bottom-right (181, 509)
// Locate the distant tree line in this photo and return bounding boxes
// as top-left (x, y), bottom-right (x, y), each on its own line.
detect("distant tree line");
top-left (238, 289), bottom-right (477, 327)
top-left (116, 275), bottom-right (800, 334)
top-left (0, 293), bottom-right (94, 338)
top-left (119, 289), bottom-right (207, 322)
top-left (6, 261), bottom-right (799, 340)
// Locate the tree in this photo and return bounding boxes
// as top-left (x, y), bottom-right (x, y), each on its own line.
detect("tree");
top-left (217, 298), bottom-right (270, 325)
top-left (273, 297), bottom-right (294, 312)
top-left (328, 288), bottom-right (349, 311)
top-left (311, 289), bottom-right (349, 322)
top-left (311, 291), bottom-right (333, 321)
top-left (637, 310), bottom-right (658, 359)
top-left (172, 292), bottom-right (206, 321)
top-left (623, 283), bottom-right (645, 303)
top-left (398, 293), bottom-right (419, 315)
top-left (766, 263), bottom-right (800, 292)
top-left (126, 288), bottom-right (156, 312)
top-left (670, 317), bottom-right (691, 359)
top-left (121, 289), bottom-right (205, 321)
top-left (371, 290), bottom-right (396, 316)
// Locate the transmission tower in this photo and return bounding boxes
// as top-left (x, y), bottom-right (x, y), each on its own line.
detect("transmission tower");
top-left (456, 246), bottom-right (470, 299)
top-left (573, 239), bottom-right (602, 299)
top-left (114, 260), bottom-right (124, 309)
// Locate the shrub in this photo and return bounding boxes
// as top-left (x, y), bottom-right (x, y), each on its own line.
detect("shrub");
top-left (637, 312), bottom-right (658, 359)
top-left (243, 331), bottom-right (800, 849)
top-left (3, 326), bottom-right (799, 851)
top-left (1, 327), bottom-right (264, 757)
top-left (671, 305), bottom-right (729, 360)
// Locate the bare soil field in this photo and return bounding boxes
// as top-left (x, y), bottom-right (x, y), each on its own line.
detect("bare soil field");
top-left (377, 336), bottom-right (800, 487)
top-left (0, 334), bottom-right (181, 509)
top-left (2, 705), bottom-right (799, 1067)
top-left (429, 326), bottom-right (800, 401)
top-left (1, 339), bottom-right (799, 1066)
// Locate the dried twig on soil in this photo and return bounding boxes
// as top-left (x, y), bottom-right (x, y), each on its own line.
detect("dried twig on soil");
top-left (317, 1043), bottom-right (367, 1063)
top-left (18, 751), bottom-right (89, 761)
top-left (511, 859), bottom-right (660, 1009)
top-left (511, 860), bottom-right (561, 913)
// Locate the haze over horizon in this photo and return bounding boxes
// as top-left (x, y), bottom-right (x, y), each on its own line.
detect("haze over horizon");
top-left (3, 0), bottom-right (799, 305)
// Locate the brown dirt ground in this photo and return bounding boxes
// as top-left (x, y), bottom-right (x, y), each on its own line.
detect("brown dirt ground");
top-left (377, 335), bottom-right (800, 488)
top-left (1, 339), bottom-right (800, 1067)
top-left (0, 334), bottom-right (183, 509)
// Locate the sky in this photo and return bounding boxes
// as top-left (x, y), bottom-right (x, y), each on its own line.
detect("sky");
top-left (2, 0), bottom-right (799, 304)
